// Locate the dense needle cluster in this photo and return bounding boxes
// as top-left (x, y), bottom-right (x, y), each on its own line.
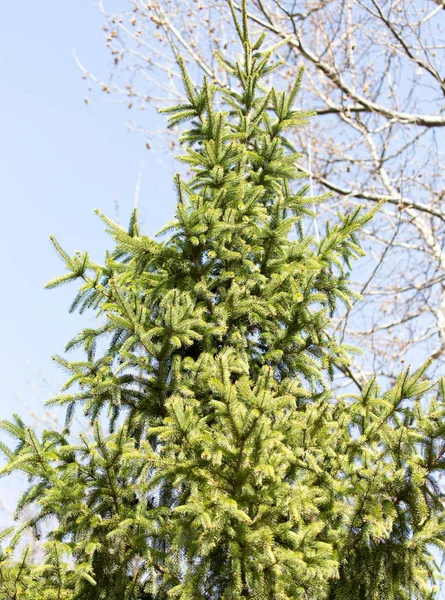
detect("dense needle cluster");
top-left (0, 2), bottom-right (444, 599)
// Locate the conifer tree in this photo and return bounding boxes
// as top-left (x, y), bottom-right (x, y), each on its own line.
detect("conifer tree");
top-left (0, 2), bottom-right (444, 599)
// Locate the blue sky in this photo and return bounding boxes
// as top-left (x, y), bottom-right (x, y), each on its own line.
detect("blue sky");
top-left (0, 1), bottom-right (175, 424)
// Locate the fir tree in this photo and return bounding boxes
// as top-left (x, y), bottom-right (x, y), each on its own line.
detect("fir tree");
top-left (0, 2), bottom-right (444, 599)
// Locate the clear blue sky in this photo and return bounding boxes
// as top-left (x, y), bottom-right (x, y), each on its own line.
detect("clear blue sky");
top-left (0, 1), bottom-right (175, 424)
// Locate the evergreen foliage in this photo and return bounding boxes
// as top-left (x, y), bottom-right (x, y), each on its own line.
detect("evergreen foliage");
top-left (0, 2), bottom-right (444, 598)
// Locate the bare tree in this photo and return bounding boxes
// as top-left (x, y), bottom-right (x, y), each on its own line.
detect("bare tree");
top-left (80, 0), bottom-right (445, 388)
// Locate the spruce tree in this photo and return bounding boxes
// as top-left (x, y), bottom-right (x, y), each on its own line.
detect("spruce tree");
top-left (0, 2), bottom-right (444, 598)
